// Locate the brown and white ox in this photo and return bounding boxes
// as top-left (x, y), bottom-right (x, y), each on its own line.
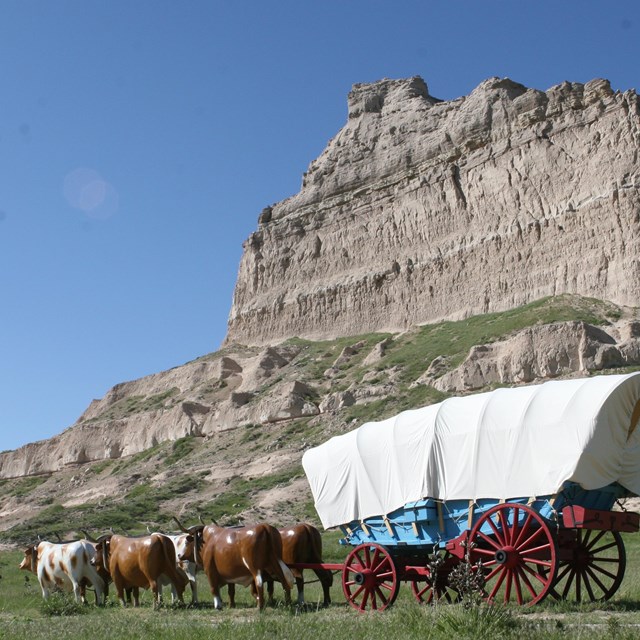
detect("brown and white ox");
top-left (265, 523), bottom-right (333, 606)
top-left (181, 522), bottom-right (294, 609)
top-left (94, 533), bottom-right (187, 607)
top-left (19, 539), bottom-right (106, 604)
top-left (159, 531), bottom-right (199, 604)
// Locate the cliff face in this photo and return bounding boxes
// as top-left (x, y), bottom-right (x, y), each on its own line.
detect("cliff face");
top-left (226, 76), bottom-right (640, 345)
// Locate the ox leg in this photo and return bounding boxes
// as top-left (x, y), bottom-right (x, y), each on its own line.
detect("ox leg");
top-left (265, 577), bottom-right (275, 606)
top-left (211, 586), bottom-right (223, 610)
top-left (295, 575), bottom-right (304, 606)
top-left (72, 581), bottom-right (84, 604)
top-left (149, 579), bottom-right (160, 609)
top-left (316, 568), bottom-right (333, 606)
top-left (253, 577), bottom-right (265, 610)
top-left (132, 587), bottom-right (140, 607)
top-left (228, 583), bottom-right (236, 608)
top-left (190, 578), bottom-right (198, 604)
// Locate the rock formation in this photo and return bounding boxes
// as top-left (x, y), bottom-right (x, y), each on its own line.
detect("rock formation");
top-left (226, 76), bottom-right (640, 346)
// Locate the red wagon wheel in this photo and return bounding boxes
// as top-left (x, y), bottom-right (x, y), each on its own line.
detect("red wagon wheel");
top-left (342, 543), bottom-right (399, 612)
top-left (549, 529), bottom-right (626, 602)
top-left (469, 503), bottom-right (557, 606)
top-left (411, 552), bottom-right (461, 604)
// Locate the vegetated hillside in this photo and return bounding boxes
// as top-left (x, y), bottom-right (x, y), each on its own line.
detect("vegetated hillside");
top-left (1, 294), bottom-right (639, 545)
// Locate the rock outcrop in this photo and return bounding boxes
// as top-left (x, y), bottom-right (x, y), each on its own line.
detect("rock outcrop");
top-left (419, 319), bottom-right (640, 392)
top-left (226, 76), bottom-right (640, 346)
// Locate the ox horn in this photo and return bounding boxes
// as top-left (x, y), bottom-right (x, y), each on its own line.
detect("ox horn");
top-left (81, 529), bottom-right (97, 542)
top-left (198, 513), bottom-right (219, 527)
top-left (172, 516), bottom-right (191, 533)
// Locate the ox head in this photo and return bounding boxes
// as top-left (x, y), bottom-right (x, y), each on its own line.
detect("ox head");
top-left (91, 534), bottom-right (113, 577)
top-left (172, 516), bottom-right (205, 568)
top-left (18, 543), bottom-right (39, 574)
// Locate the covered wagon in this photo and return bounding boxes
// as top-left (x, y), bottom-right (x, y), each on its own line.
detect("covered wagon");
top-left (301, 373), bottom-right (640, 610)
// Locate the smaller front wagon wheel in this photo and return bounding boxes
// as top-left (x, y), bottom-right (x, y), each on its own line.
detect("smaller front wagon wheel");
top-left (342, 543), bottom-right (399, 611)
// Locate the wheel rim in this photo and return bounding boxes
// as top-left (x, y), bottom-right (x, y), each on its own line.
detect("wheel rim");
top-left (549, 530), bottom-right (625, 602)
top-left (411, 553), bottom-right (461, 604)
top-left (342, 543), bottom-right (399, 611)
top-left (470, 503), bottom-right (557, 606)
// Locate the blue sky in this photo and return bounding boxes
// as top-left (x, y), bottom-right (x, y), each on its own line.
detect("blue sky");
top-left (1, 1), bottom-right (638, 453)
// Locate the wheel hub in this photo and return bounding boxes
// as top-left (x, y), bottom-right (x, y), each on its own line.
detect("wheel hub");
top-left (495, 545), bottom-right (519, 569)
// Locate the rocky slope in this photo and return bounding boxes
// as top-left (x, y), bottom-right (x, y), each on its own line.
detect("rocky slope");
top-left (227, 76), bottom-right (640, 345)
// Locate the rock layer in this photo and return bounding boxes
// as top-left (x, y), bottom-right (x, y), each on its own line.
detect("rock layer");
top-left (226, 76), bottom-right (640, 346)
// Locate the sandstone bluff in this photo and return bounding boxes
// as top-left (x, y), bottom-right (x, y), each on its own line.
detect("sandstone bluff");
top-left (227, 75), bottom-right (640, 344)
top-left (1, 76), bottom-right (639, 481)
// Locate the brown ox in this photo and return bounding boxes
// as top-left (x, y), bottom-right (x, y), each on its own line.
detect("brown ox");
top-left (265, 523), bottom-right (333, 606)
top-left (184, 522), bottom-right (294, 609)
top-left (94, 533), bottom-right (187, 607)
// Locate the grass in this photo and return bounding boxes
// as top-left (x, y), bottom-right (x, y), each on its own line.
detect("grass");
top-left (379, 295), bottom-right (618, 384)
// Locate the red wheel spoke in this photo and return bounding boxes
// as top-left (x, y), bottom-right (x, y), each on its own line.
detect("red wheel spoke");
top-left (497, 509), bottom-right (510, 545)
top-left (521, 556), bottom-right (553, 568)
top-left (370, 547), bottom-right (381, 570)
top-left (517, 565), bottom-right (538, 598)
top-left (378, 579), bottom-right (394, 591)
top-left (516, 526), bottom-right (544, 552)
top-left (509, 507), bottom-right (521, 545)
top-left (521, 560), bottom-right (549, 585)
top-left (487, 515), bottom-right (505, 544)
top-left (513, 513), bottom-right (534, 548)
top-left (349, 584), bottom-right (365, 600)
top-left (488, 567), bottom-right (508, 601)
top-left (485, 564), bottom-right (505, 582)
top-left (513, 567), bottom-right (524, 604)
top-left (477, 530), bottom-right (503, 551)
top-left (375, 587), bottom-right (389, 606)
top-left (358, 589), bottom-right (370, 611)
top-left (522, 541), bottom-right (551, 556)
top-left (416, 584), bottom-right (430, 599)
top-left (504, 569), bottom-right (513, 604)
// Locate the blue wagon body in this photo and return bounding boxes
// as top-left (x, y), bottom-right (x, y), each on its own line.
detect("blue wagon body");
top-left (339, 481), bottom-right (631, 551)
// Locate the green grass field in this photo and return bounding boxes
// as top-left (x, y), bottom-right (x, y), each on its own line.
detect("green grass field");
top-left (2, 531), bottom-right (640, 640)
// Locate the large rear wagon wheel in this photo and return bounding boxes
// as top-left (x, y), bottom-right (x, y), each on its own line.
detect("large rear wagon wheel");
top-left (549, 529), bottom-right (626, 602)
top-left (470, 503), bottom-right (557, 606)
top-left (342, 543), bottom-right (399, 612)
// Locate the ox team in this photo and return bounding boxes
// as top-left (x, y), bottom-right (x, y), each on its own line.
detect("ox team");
top-left (19, 520), bottom-right (331, 609)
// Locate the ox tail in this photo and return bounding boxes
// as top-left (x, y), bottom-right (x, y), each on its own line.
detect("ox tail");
top-left (278, 559), bottom-right (295, 590)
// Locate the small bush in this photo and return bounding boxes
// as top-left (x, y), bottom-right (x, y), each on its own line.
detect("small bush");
top-left (40, 592), bottom-right (88, 617)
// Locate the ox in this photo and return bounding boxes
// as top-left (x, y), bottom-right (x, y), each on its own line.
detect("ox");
top-left (160, 529), bottom-right (199, 604)
top-left (265, 523), bottom-right (333, 606)
top-left (19, 539), bottom-right (106, 604)
top-left (181, 522), bottom-right (294, 609)
top-left (94, 533), bottom-right (187, 607)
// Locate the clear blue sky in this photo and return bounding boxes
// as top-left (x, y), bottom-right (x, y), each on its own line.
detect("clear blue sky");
top-left (1, 1), bottom-right (638, 453)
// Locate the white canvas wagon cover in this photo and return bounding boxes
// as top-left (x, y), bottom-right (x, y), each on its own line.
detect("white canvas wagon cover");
top-left (302, 373), bottom-right (640, 529)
